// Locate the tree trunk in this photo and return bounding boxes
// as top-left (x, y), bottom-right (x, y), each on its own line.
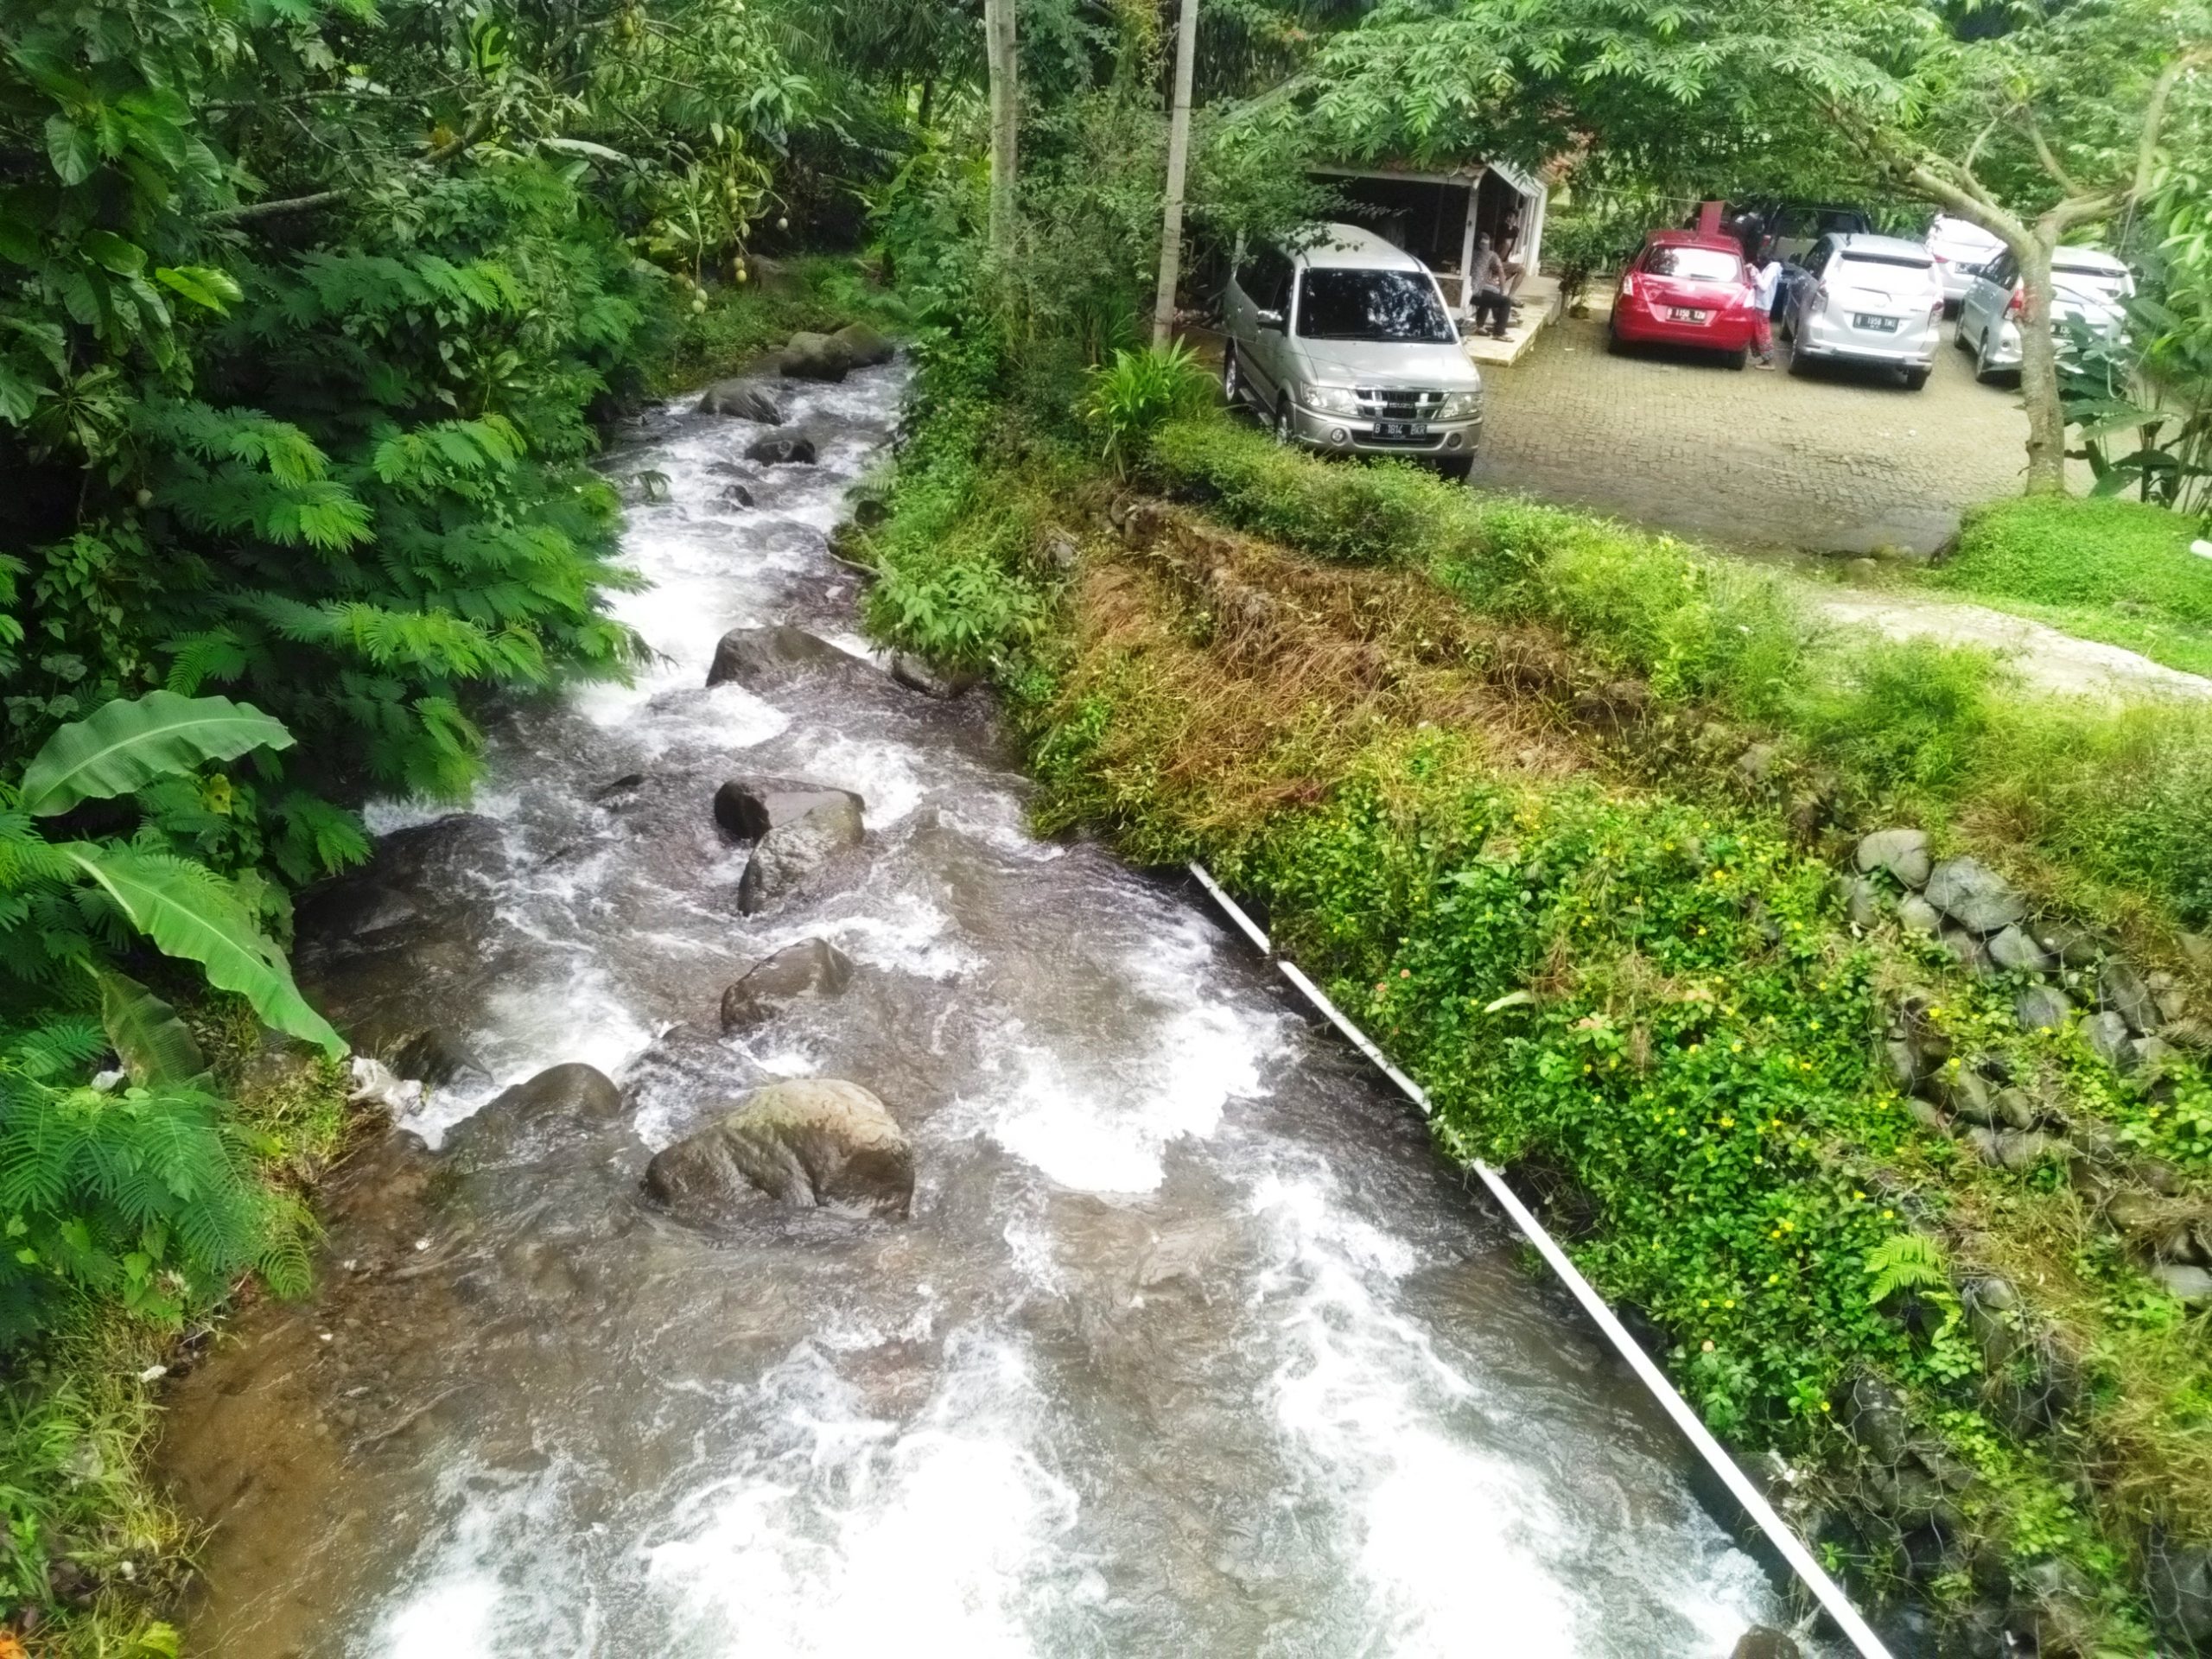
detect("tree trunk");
top-left (1150, 0), bottom-right (1203, 348)
top-left (983, 0), bottom-right (1019, 262)
top-left (2014, 228), bottom-right (2068, 495)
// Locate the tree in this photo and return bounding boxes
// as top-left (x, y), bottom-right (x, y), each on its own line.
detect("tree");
top-left (983, 0), bottom-right (1020, 258)
top-left (1291, 0), bottom-right (2212, 494)
top-left (1152, 0), bottom-right (1204, 346)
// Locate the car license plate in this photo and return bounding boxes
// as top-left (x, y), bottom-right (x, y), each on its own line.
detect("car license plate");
top-left (1669, 308), bottom-right (1708, 322)
top-left (1376, 421), bottom-right (1428, 439)
top-left (1854, 314), bottom-right (1898, 332)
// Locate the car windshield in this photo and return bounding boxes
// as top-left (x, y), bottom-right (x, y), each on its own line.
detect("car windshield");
top-left (1646, 246), bottom-right (1741, 282)
top-left (1295, 269), bottom-right (1453, 342)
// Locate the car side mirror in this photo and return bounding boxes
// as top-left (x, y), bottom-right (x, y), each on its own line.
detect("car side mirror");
top-left (1255, 308), bottom-right (1285, 331)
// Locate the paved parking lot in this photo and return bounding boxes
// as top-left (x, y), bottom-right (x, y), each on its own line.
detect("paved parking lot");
top-left (1470, 314), bottom-right (2039, 557)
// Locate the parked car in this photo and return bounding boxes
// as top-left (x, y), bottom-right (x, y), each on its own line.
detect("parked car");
top-left (1220, 223), bottom-right (1484, 479)
top-left (1954, 245), bottom-right (2135, 382)
top-left (1923, 213), bottom-right (2005, 310)
top-left (1779, 233), bottom-right (1944, 389)
top-left (1732, 202), bottom-right (1874, 264)
top-left (1606, 231), bottom-right (1761, 368)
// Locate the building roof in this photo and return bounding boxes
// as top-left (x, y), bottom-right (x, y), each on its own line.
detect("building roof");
top-left (1297, 223), bottom-right (1430, 271)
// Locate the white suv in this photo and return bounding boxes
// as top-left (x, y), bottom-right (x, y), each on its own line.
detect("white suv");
top-left (1220, 224), bottom-right (1485, 478)
top-left (1781, 233), bottom-right (1945, 390)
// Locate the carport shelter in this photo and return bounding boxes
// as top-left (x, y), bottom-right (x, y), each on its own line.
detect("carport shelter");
top-left (1312, 159), bottom-right (1552, 318)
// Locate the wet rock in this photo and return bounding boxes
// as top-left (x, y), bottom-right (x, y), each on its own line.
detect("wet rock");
top-left (2100, 961), bottom-right (2160, 1035)
top-left (888, 652), bottom-right (978, 701)
top-left (1729, 1630), bottom-right (1802, 1659)
top-left (1843, 874), bottom-right (1884, 930)
top-left (780, 330), bottom-right (855, 382)
top-left (736, 794), bottom-right (866, 915)
top-left (2084, 1009), bottom-right (2135, 1071)
top-left (2146, 1536), bottom-right (2212, 1650)
top-left (593, 772), bottom-right (647, 802)
top-left (645, 1079), bottom-right (912, 1221)
top-left (1855, 828), bottom-right (1932, 888)
top-left (1987, 925), bottom-right (2053, 975)
top-left (712, 776), bottom-right (865, 842)
top-left (2152, 1262), bottom-right (2212, 1306)
top-left (2015, 983), bottom-right (2073, 1032)
top-left (719, 939), bottom-right (855, 1033)
top-left (481, 1063), bottom-right (623, 1124)
top-left (718, 481), bottom-right (755, 509)
top-left (830, 321), bottom-right (895, 367)
top-left (1897, 893), bottom-right (1942, 937)
top-left (389, 1028), bottom-right (489, 1090)
top-left (1923, 856), bottom-right (2027, 935)
top-left (705, 624), bottom-right (845, 688)
top-left (696, 379), bottom-right (785, 423)
top-left (745, 432), bottom-right (817, 467)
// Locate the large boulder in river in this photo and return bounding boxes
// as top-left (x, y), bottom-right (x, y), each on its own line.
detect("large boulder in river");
top-left (737, 794), bottom-right (865, 915)
top-left (831, 321), bottom-right (895, 368)
top-left (696, 379), bottom-right (785, 423)
top-left (644, 1079), bottom-right (912, 1221)
top-left (713, 776), bottom-right (865, 842)
top-left (485, 1063), bottom-right (624, 1124)
top-left (720, 938), bottom-right (855, 1032)
top-left (745, 432), bottom-right (817, 466)
top-left (705, 624), bottom-right (844, 689)
top-left (779, 331), bottom-right (854, 382)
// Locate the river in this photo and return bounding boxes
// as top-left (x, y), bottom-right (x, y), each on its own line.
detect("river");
top-left (159, 359), bottom-right (1804, 1656)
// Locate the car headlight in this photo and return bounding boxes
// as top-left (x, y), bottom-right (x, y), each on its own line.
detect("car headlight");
top-left (1299, 384), bottom-right (1363, 417)
top-left (1436, 390), bottom-right (1483, 421)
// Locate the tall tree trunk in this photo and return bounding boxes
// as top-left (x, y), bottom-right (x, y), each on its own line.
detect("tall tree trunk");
top-left (1150, 0), bottom-right (1202, 348)
top-left (2014, 228), bottom-right (2068, 495)
top-left (983, 0), bottom-right (1019, 262)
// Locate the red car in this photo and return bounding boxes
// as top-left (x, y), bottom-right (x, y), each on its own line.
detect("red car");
top-left (1608, 231), bottom-right (1762, 368)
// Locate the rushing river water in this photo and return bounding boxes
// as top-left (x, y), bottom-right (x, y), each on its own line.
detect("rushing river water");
top-left (160, 361), bottom-right (1805, 1656)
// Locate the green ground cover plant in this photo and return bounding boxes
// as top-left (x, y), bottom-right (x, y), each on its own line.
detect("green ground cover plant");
top-left (1928, 496), bottom-right (2212, 678)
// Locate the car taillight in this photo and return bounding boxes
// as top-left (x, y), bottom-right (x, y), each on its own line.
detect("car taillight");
top-left (1812, 284), bottom-right (1828, 315)
top-left (1620, 274), bottom-right (1637, 299)
top-left (2006, 286), bottom-right (2024, 316)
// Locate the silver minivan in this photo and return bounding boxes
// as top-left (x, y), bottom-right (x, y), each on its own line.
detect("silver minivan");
top-left (1780, 232), bottom-right (1945, 389)
top-left (1220, 223), bottom-right (1484, 478)
top-left (1955, 245), bottom-right (2134, 382)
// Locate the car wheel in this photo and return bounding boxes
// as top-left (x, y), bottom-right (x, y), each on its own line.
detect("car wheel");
top-left (1903, 366), bottom-right (1929, 391)
top-left (1221, 346), bottom-right (1243, 410)
top-left (1723, 346), bottom-right (1749, 371)
top-left (1605, 322), bottom-right (1628, 356)
top-left (1974, 332), bottom-right (2004, 385)
top-left (1787, 340), bottom-right (1815, 378)
top-left (1953, 321), bottom-right (1974, 354)
top-left (1273, 398), bottom-right (1295, 445)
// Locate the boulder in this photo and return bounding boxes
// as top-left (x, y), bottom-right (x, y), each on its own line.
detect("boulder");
top-left (1855, 828), bottom-right (1933, 888)
top-left (1986, 925), bottom-right (2053, 975)
top-left (1941, 926), bottom-right (1996, 976)
top-left (720, 938), bottom-right (855, 1033)
top-left (1993, 1087), bottom-right (2040, 1131)
top-left (889, 652), bottom-right (979, 701)
top-left (780, 331), bottom-right (855, 382)
top-left (2147, 970), bottom-right (2190, 1024)
top-left (1905, 1097), bottom-right (1951, 1136)
top-left (696, 379), bottom-right (785, 423)
top-left (2145, 1537), bottom-right (2212, 1652)
top-left (1840, 1372), bottom-right (1912, 1464)
top-left (830, 321), bottom-right (896, 367)
top-left (481, 1062), bottom-right (623, 1123)
top-left (2164, 1016), bottom-right (2212, 1054)
top-left (2031, 918), bottom-right (2104, 968)
top-left (1897, 894), bottom-right (1943, 937)
top-left (2099, 960), bottom-right (2159, 1035)
top-left (644, 1079), bottom-right (912, 1221)
top-left (740, 797), bottom-right (865, 915)
top-left (2084, 1010), bottom-right (2134, 1071)
top-left (745, 433), bottom-right (817, 466)
top-left (1923, 857), bottom-right (2027, 935)
top-left (1884, 1039), bottom-right (1923, 1091)
top-left (1729, 1631), bottom-right (1802, 1659)
top-left (1734, 741), bottom-right (1780, 784)
top-left (2014, 984), bottom-right (2073, 1033)
top-left (1942, 1069), bottom-right (2000, 1125)
top-left (389, 1027), bottom-right (489, 1090)
top-left (1961, 1274), bottom-right (2024, 1369)
top-left (2154, 1264), bottom-right (2212, 1306)
top-left (718, 482), bottom-right (756, 509)
top-left (712, 776), bottom-right (866, 842)
top-left (705, 625), bottom-right (845, 689)
top-left (1843, 874), bottom-right (1884, 930)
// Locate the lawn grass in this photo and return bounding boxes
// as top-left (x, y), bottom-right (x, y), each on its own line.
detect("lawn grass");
top-left (1929, 495), bottom-right (2212, 678)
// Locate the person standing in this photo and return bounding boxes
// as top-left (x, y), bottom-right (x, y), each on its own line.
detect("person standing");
top-left (1468, 232), bottom-right (1511, 339)
top-left (1746, 249), bottom-right (1784, 367)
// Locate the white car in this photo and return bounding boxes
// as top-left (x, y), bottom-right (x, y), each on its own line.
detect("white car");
top-left (1923, 214), bottom-right (2005, 309)
top-left (1955, 246), bottom-right (2135, 381)
top-left (1780, 233), bottom-right (1946, 389)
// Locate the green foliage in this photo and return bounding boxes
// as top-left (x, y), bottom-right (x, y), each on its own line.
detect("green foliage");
top-left (18, 691), bottom-right (292, 819)
top-left (1932, 495), bottom-right (2212, 677)
top-left (1077, 341), bottom-right (1215, 473)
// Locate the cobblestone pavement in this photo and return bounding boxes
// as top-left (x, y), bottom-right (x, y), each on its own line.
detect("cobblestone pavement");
top-left (1471, 314), bottom-right (2039, 557)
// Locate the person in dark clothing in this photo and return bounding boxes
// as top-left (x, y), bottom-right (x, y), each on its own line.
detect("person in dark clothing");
top-left (1468, 233), bottom-right (1511, 338)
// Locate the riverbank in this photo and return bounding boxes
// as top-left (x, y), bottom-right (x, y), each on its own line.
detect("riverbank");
top-left (852, 361), bottom-right (2212, 1654)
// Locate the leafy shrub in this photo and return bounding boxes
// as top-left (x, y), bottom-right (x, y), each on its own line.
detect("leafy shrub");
top-left (1077, 342), bottom-right (1215, 473)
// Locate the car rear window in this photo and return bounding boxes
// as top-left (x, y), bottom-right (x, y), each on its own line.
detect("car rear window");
top-left (1840, 251), bottom-right (1934, 272)
top-left (1645, 246), bottom-right (1741, 282)
top-left (1294, 269), bottom-right (1454, 343)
